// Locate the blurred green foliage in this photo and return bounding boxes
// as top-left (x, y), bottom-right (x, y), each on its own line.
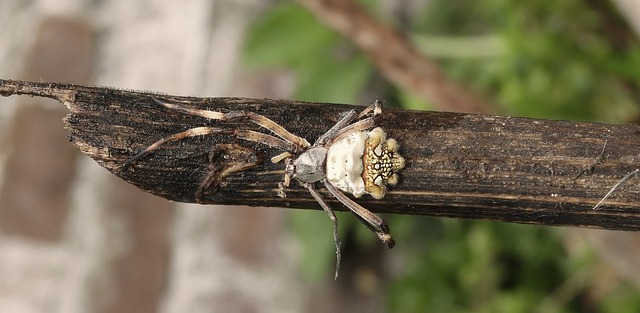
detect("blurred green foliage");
top-left (243, 0), bottom-right (640, 312)
top-left (243, 2), bottom-right (373, 103)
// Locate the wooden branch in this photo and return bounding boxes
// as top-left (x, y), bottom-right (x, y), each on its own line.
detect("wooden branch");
top-left (2, 79), bottom-right (640, 232)
top-left (297, 0), bottom-right (491, 113)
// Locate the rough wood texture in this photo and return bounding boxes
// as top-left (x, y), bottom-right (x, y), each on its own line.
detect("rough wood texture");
top-left (2, 79), bottom-right (640, 231)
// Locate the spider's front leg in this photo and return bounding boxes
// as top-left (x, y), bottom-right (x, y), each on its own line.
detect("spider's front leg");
top-left (153, 98), bottom-right (311, 150)
top-left (121, 97), bottom-right (311, 173)
top-left (303, 182), bottom-right (342, 279)
top-left (314, 100), bottom-right (382, 146)
top-left (120, 126), bottom-right (294, 172)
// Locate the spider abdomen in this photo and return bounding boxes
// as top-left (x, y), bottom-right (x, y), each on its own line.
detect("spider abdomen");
top-left (326, 127), bottom-right (406, 199)
top-left (326, 131), bottom-right (368, 197)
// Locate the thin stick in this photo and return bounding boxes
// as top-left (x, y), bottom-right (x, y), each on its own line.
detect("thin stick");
top-left (592, 169), bottom-right (640, 210)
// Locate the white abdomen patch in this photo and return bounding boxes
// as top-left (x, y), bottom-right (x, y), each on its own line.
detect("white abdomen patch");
top-left (326, 132), bottom-right (367, 197)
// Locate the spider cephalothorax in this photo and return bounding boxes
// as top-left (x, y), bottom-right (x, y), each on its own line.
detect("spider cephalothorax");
top-left (122, 99), bottom-right (405, 278)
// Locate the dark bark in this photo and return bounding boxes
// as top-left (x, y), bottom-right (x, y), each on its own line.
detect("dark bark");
top-left (2, 79), bottom-right (640, 231)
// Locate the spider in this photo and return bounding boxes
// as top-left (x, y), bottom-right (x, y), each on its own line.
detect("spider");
top-left (121, 98), bottom-right (406, 278)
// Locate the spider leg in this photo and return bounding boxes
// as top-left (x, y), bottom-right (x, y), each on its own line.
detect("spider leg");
top-left (355, 99), bottom-right (383, 120)
top-left (304, 183), bottom-right (342, 280)
top-left (314, 109), bottom-right (358, 146)
top-left (314, 100), bottom-right (383, 146)
top-left (121, 126), bottom-right (294, 172)
top-left (323, 117), bottom-right (376, 146)
top-left (270, 151), bottom-right (292, 163)
top-left (277, 157), bottom-right (295, 198)
top-left (322, 179), bottom-right (395, 248)
top-left (153, 98), bottom-right (311, 151)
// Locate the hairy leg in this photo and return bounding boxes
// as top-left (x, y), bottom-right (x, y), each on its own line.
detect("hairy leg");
top-left (121, 126), bottom-right (293, 172)
top-left (313, 100), bottom-right (382, 146)
top-left (153, 97), bottom-right (311, 151)
top-left (304, 183), bottom-right (342, 279)
top-left (323, 179), bottom-right (395, 248)
top-left (314, 100), bottom-right (382, 146)
top-left (314, 109), bottom-right (358, 146)
top-left (355, 99), bottom-right (383, 120)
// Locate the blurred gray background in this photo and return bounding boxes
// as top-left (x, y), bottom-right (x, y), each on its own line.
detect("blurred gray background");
top-left (0, 0), bottom-right (308, 312)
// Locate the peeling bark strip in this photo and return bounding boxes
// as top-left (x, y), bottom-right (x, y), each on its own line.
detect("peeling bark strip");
top-left (2, 79), bottom-right (640, 231)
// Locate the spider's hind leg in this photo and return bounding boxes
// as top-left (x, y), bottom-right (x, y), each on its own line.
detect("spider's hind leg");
top-left (121, 126), bottom-right (295, 173)
top-left (121, 126), bottom-right (224, 172)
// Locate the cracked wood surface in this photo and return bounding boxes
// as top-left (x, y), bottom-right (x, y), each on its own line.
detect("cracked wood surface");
top-left (2, 79), bottom-right (640, 231)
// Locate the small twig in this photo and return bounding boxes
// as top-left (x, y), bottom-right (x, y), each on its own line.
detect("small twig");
top-left (592, 169), bottom-right (640, 210)
top-left (595, 139), bottom-right (609, 164)
top-left (575, 139), bottom-right (608, 180)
